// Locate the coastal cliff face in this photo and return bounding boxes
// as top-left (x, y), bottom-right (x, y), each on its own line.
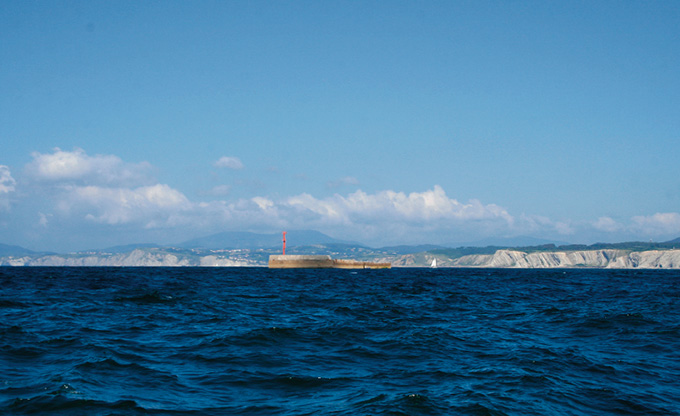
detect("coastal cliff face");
top-left (3, 249), bottom-right (253, 267)
top-left (3, 247), bottom-right (680, 269)
top-left (450, 249), bottom-right (680, 269)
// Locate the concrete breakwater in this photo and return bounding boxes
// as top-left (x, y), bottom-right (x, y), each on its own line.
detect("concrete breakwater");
top-left (268, 255), bottom-right (391, 269)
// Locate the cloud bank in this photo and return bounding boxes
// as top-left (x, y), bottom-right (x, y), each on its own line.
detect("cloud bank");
top-left (3, 148), bottom-right (680, 249)
top-left (632, 213), bottom-right (680, 236)
top-left (12, 148), bottom-right (519, 244)
top-left (71, 184), bottom-right (191, 226)
top-left (0, 166), bottom-right (15, 194)
top-left (0, 165), bottom-right (16, 210)
top-left (20, 149), bottom-right (189, 230)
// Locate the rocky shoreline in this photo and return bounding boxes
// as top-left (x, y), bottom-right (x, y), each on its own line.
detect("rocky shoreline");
top-left (399, 249), bottom-right (680, 269)
top-left (3, 248), bottom-right (680, 269)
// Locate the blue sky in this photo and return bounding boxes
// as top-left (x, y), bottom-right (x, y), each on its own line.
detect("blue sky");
top-left (1, 1), bottom-right (679, 251)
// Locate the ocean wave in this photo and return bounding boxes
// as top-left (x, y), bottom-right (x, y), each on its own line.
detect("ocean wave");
top-left (114, 290), bottom-right (178, 304)
top-left (2, 267), bottom-right (680, 415)
top-left (6, 395), bottom-right (147, 415)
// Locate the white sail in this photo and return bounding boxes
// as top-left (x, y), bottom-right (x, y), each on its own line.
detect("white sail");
top-left (430, 258), bottom-right (437, 268)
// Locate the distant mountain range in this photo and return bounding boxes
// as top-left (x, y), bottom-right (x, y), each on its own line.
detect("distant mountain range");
top-left (0, 243), bottom-right (35, 256)
top-left (177, 230), bottom-right (357, 250)
top-left (452, 236), bottom-right (570, 248)
top-left (377, 244), bottom-right (447, 255)
top-left (0, 230), bottom-right (361, 256)
top-left (2, 232), bottom-right (680, 267)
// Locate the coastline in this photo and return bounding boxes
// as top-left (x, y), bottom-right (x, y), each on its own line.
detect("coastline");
top-left (2, 248), bottom-right (680, 269)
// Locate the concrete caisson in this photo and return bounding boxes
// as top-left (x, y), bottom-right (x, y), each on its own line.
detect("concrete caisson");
top-left (268, 255), bottom-right (390, 269)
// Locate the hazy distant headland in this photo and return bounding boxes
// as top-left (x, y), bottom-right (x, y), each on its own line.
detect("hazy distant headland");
top-left (2, 231), bottom-right (680, 269)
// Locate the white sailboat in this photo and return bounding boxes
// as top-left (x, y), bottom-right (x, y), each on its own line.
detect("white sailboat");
top-left (430, 258), bottom-right (437, 268)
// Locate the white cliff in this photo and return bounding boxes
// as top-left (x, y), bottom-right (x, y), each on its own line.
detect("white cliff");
top-left (606, 250), bottom-right (680, 269)
top-left (1, 249), bottom-right (254, 267)
top-left (3, 247), bottom-right (680, 269)
top-left (452, 249), bottom-right (680, 269)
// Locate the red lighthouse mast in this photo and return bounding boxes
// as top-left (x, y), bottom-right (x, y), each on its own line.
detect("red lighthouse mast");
top-left (282, 231), bottom-right (287, 255)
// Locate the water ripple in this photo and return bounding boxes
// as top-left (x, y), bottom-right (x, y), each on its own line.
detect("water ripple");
top-left (1, 267), bottom-right (679, 415)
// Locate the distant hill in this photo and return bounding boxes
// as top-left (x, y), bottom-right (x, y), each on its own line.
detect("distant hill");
top-left (4, 233), bottom-right (680, 267)
top-left (430, 239), bottom-right (680, 260)
top-left (452, 236), bottom-right (570, 248)
top-left (97, 243), bottom-right (165, 253)
top-left (178, 230), bottom-right (355, 250)
top-left (379, 244), bottom-right (447, 255)
top-left (0, 243), bottom-right (35, 256)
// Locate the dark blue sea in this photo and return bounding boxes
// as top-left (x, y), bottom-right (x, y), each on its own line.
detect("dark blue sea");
top-left (2, 267), bottom-right (680, 415)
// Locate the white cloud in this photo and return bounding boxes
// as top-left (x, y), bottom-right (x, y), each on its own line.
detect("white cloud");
top-left (15, 149), bottom-right (194, 231)
top-left (252, 196), bottom-right (275, 210)
top-left (593, 216), bottom-right (624, 233)
top-left (554, 221), bottom-right (575, 235)
top-left (326, 176), bottom-right (360, 189)
top-left (0, 165), bottom-right (16, 194)
top-left (0, 165), bottom-right (16, 210)
top-left (273, 186), bottom-right (516, 244)
top-left (13, 147), bottom-right (559, 247)
top-left (631, 212), bottom-right (680, 236)
top-left (38, 212), bottom-right (51, 227)
top-left (190, 197), bottom-right (285, 231)
top-left (26, 148), bottom-right (153, 186)
top-left (322, 185), bottom-right (514, 223)
top-left (206, 184), bottom-right (232, 196)
top-left (20, 148), bottom-right (679, 248)
top-left (214, 156), bottom-right (244, 170)
top-left (70, 184), bottom-right (191, 227)
top-left (138, 185), bottom-right (517, 245)
top-left (510, 214), bottom-right (581, 239)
